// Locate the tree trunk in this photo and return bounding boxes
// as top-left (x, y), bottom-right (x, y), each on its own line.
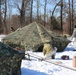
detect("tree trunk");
top-left (30, 0), bottom-right (33, 23)
top-left (44, 0), bottom-right (47, 26)
top-left (4, 0), bottom-right (8, 34)
top-left (37, 0), bottom-right (39, 22)
top-left (71, 0), bottom-right (74, 34)
top-left (60, 0), bottom-right (63, 32)
top-left (68, 0), bottom-right (71, 35)
top-left (0, 0), bottom-right (4, 34)
top-left (20, 0), bottom-right (25, 27)
top-left (51, 1), bottom-right (60, 30)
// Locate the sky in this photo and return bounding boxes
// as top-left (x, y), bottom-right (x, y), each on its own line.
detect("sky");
top-left (7, 0), bottom-right (60, 17)
top-left (3, 0), bottom-right (76, 19)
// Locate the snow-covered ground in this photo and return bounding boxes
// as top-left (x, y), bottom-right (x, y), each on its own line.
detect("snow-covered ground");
top-left (21, 40), bottom-right (76, 75)
top-left (0, 35), bottom-right (76, 75)
top-left (21, 51), bottom-right (76, 75)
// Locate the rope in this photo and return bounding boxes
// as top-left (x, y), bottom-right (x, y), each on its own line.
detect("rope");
top-left (25, 52), bottom-right (76, 71)
top-left (45, 60), bottom-right (76, 71)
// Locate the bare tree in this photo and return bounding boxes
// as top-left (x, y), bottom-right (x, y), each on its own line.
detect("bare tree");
top-left (0, 0), bottom-right (1, 18)
top-left (71, 0), bottom-right (74, 34)
top-left (4, 0), bottom-right (8, 34)
top-left (51, 1), bottom-right (61, 29)
top-left (30, 0), bottom-right (33, 23)
top-left (0, 0), bottom-right (5, 34)
top-left (60, 0), bottom-right (63, 32)
top-left (68, 0), bottom-right (74, 35)
top-left (37, 0), bottom-right (40, 22)
top-left (51, 0), bottom-right (63, 31)
top-left (14, 0), bottom-right (30, 27)
top-left (44, 0), bottom-right (47, 26)
top-left (20, 0), bottom-right (26, 27)
top-left (68, 0), bottom-right (71, 34)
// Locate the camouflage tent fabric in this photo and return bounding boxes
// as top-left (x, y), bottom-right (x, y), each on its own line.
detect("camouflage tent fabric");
top-left (2, 22), bottom-right (52, 51)
top-left (38, 23), bottom-right (71, 52)
top-left (2, 22), bottom-right (70, 52)
top-left (47, 30), bottom-right (71, 52)
top-left (0, 42), bottom-right (25, 75)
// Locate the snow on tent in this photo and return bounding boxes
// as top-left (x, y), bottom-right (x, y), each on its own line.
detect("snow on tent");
top-left (2, 22), bottom-right (70, 52)
top-left (0, 42), bottom-right (25, 75)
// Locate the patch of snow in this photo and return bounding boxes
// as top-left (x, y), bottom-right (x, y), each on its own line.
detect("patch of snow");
top-left (0, 34), bottom-right (6, 42)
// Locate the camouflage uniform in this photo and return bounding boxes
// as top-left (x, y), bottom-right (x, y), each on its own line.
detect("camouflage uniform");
top-left (0, 42), bottom-right (25, 75)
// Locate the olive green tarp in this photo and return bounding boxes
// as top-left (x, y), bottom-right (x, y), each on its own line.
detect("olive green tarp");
top-left (2, 22), bottom-right (70, 52)
top-left (0, 42), bottom-right (25, 75)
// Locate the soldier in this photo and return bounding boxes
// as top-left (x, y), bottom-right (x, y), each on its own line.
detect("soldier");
top-left (43, 43), bottom-right (57, 60)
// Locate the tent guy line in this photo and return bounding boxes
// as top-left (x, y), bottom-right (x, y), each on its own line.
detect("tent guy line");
top-left (26, 52), bottom-right (76, 71)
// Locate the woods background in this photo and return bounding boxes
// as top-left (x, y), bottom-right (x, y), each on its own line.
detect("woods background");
top-left (0, 0), bottom-right (76, 35)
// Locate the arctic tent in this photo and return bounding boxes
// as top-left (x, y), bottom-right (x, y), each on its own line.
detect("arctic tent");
top-left (2, 22), bottom-right (70, 52)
